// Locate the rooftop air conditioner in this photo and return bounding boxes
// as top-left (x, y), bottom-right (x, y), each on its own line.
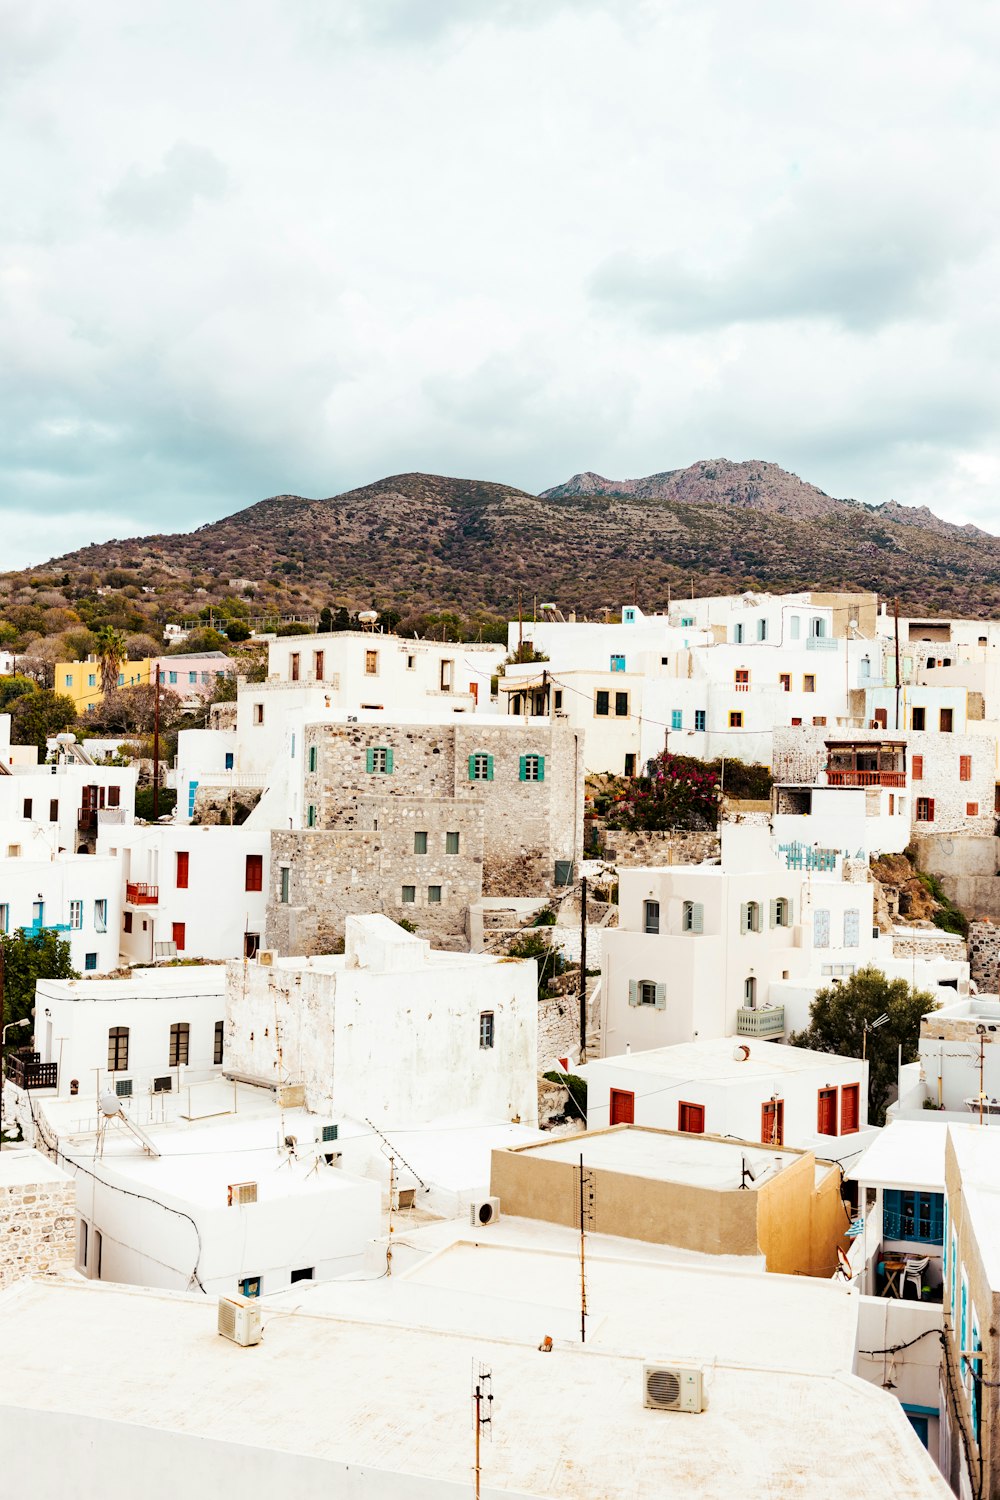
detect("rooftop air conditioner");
top-left (152, 1076), bottom-right (172, 1093)
top-left (643, 1364), bottom-right (705, 1413)
top-left (470, 1196), bottom-right (500, 1227)
top-left (217, 1294), bottom-right (262, 1347)
top-left (228, 1181), bottom-right (258, 1207)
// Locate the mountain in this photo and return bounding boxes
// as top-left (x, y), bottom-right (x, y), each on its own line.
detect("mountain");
top-left (8, 461), bottom-right (1000, 631)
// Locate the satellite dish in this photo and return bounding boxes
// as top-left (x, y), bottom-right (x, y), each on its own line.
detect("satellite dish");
top-left (99, 1089), bottom-right (121, 1117)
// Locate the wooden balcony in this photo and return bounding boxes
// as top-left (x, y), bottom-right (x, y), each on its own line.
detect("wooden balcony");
top-left (126, 881), bottom-right (159, 906)
top-left (825, 769), bottom-right (906, 788)
top-left (4, 1050), bottom-right (58, 1090)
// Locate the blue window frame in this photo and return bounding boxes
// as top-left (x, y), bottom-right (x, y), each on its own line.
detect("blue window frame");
top-left (610, 654), bottom-right (626, 672)
top-left (671, 709), bottom-right (682, 730)
top-left (694, 710), bottom-right (706, 731)
top-left (85, 952), bottom-right (97, 971)
top-left (240, 1276), bottom-right (261, 1298)
top-left (681, 616), bottom-right (694, 628)
top-left (187, 780), bottom-right (199, 818)
top-left (225, 752), bottom-right (234, 770)
top-left (883, 1189), bottom-right (944, 1244)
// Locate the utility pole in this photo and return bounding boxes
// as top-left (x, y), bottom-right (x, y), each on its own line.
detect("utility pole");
top-left (152, 668), bottom-right (161, 820)
top-left (893, 597), bottom-right (901, 732)
top-left (579, 1153), bottom-right (588, 1343)
top-left (579, 875), bottom-right (588, 1065)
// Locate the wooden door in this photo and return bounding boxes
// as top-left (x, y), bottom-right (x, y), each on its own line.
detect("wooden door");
top-left (761, 1099), bottom-right (784, 1146)
top-left (817, 1087), bottom-right (838, 1135)
top-left (678, 1101), bottom-right (706, 1134)
top-left (610, 1089), bottom-right (635, 1125)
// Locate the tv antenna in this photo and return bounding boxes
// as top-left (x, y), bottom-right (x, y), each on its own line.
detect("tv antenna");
top-left (578, 1153), bottom-right (596, 1343)
top-left (472, 1363), bottom-right (494, 1500)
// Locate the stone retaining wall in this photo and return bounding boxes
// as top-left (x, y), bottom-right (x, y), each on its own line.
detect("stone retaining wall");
top-left (891, 928), bottom-right (968, 961)
top-left (598, 828), bottom-right (720, 867)
top-left (0, 1171), bottom-right (76, 1290)
top-left (969, 922), bottom-right (1000, 992)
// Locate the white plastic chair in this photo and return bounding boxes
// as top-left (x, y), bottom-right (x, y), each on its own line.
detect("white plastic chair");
top-left (903, 1256), bottom-right (929, 1299)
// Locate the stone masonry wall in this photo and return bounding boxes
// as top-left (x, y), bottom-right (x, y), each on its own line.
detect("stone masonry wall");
top-left (599, 828), bottom-right (720, 867)
top-left (969, 922), bottom-right (1000, 992)
top-left (891, 929), bottom-right (968, 961)
top-left (0, 1175), bottom-right (76, 1290)
top-left (305, 720), bottom-right (584, 898)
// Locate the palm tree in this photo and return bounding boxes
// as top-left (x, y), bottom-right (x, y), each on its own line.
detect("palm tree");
top-left (95, 626), bottom-right (127, 698)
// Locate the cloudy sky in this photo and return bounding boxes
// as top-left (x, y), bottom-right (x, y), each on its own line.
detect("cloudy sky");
top-left (2, 0), bottom-right (999, 567)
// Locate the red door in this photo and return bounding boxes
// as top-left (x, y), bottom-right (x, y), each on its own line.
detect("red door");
top-left (761, 1099), bottom-right (784, 1145)
top-left (678, 1101), bottom-right (706, 1134)
top-left (610, 1089), bottom-right (635, 1125)
top-left (172, 922), bottom-right (186, 953)
top-left (841, 1083), bottom-right (860, 1133)
top-left (817, 1087), bottom-right (838, 1135)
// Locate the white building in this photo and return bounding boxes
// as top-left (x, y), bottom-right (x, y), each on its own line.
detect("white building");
top-left (892, 994), bottom-right (1000, 1120)
top-left (0, 753), bottom-right (135, 854)
top-left (584, 1037), bottom-right (872, 1160)
top-left (96, 822), bottom-right (271, 962)
top-left (0, 848), bottom-right (121, 974)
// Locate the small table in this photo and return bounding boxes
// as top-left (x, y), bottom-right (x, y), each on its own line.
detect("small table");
top-left (882, 1257), bottom-right (906, 1298)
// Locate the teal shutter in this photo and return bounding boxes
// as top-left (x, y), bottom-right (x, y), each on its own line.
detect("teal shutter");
top-left (628, 980), bottom-right (638, 1008)
top-left (468, 754), bottom-right (477, 780)
top-left (692, 903), bottom-right (704, 934)
top-left (308, 746), bottom-right (317, 773)
top-left (366, 748), bottom-right (375, 774)
top-left (385, 748), bottom-right (394, 774)
top-left (519, 755), bottom-right (527, 782)
top-left (536, 755), bottom-right (545, 782)
top-left (486, 754), bottom-right (494, 781)
top-left (654, 983), bottom-right (666, 1010)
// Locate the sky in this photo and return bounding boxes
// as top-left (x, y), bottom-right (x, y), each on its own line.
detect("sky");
top-left (2, 0), bottom-right (1000, 568)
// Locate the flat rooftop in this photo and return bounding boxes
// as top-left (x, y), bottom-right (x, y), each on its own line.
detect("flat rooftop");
top-left (847, 1119), bottom-right (950, 1191)
top-left (37, 965), bottom-right (226, 1002)
top-left (0, 1148), bottom-right (71, 1187)
top-left (590, 1036), bottom-right (863, 1084)
top-left (947, 1127), bottom-right (1000, 1289)
top-left (0, 1277), bottom-right (948, 1498)
top-left (508, 1126), bottom-right (803, 1190)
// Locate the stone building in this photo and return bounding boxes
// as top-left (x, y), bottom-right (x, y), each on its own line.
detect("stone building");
top-left (0, 1150), bottom-right (75, 1290)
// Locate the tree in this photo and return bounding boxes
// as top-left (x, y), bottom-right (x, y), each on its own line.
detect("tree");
top-left (95, 625), bottom-right (127, 696)
top-left (223, 621), bottom-right (251, 642)
top-left (788, 966), bottom-right (936, 1125)
top-left (0, 928), bottom-right (78, 1030)
top-left (507, 930), bottom-right (566, 1001)
top-left (0, 675), bottom-right (36, 710)
top-left (10, 688), bottom-right (77, 754)
top-left (85, 684), bottom-right (182, 737)
top-left (606, 751), bottom-right (720, 831)
top-left (124, 632), bottom-right (162, 660)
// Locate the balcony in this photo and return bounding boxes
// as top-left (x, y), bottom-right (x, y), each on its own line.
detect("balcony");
top-left (806, 636), bottom-right (839, 651)
top-left (4, 1050), bottom-right (58, 1090)
top-left (736, 1005), bottom-right (785, 1038)
top-left (825, 769), bottom-right (906, 788)
top-left (126, 881), bottom-right (159, 906)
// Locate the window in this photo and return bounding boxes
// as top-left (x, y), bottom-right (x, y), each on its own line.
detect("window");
top-left (916, 797), bottom-right (935, 823)
top-left (84, 953), bottom-right (97, 972)
top-left (912, 754), bottom-right (923, 780)
top-left (401, 885), bottom-right (416, 904)
top-left (744, 975), bottom-right (756, 1007)
top-left (681, 616), bottom-right (694, 628)
top-left (252, 703), bottom-right (264, 725)
top-left (107, 1026), bottom-right (129, 1072)
top-left (365, 649), bottom-right (378, 675)
top-left (32, 900), bottom-right (43, 926)
top-left (940, 708), bottom-right (954, 732)
top-left (406, 654), bottom-right (416, 670)
top-left (169, 1022), bottom-right (190, 1067)
top-left (244, 932), bottom-right (260, 959)
top-left (810, 618), bottom-right (826, 639)
top-left (615, 691), bottom-right (629, 717)
top-left (169, 671), bottom-right (178, 685)
top-left (757, 619), bottom-right (767, 642)
top-left (628, 980), bottom-right (665, 1008)
top-left (911, 706), bottom-right (925, 731)
top-left (610, 1089), bottom-right (635, 1125)
top-left (414, 831), bottom-right (428, 855)
top-left (123, 911), bottom-right (132, 934)
top-left (803, 674), bottom-right (816, 693)
top-left (366, 746), bottom-right (394, 774)
top-left (682, 901), bottom-right (703, 933)
top-left (172, 921), bottom-right (186, 952)
top-left (678, 1101), bottom-right (705, 1133)
top-left (245, 854), bottom-right (263, 892)
top-left (967, 802), bottom-right (980, 817)
top-left (291, 1267), bottom-right (314, 1284)
top-left (22, 798), bottom-right (31, 819)
top-left (0, 904), bottom-right (7, 935)
top-left (643, 900), bottom-right (659, 934)
top-left (813, 909), bottom-right (830, 947)
top-left (638, 980), bottom-right (658, 1006)
top-left (812, 716), bottom-right (827, 727)
top-left (624, 753), bottom-right (636, 777)
top-left (224, 751), bottom-right (235, 771)
top-left (741, 901), bottom-right (760, 934)
top-left (214, 1020), bottom-right (224, 1065)
top-left (107, 786), bottom-right (119, 808)
top-left (176, 851), bottom-right (189, 889)
top-left (840, 1083), bottom-right (860, 1134)
top-left (595, 690), bottom-right (610, 717)
top-left (729, 710), bottom-right (743, 728)
top-left (440, 659), bottom-right (453, 691)
top-left (428, 885), bottom-right (442, 904)
top-left (779, 673), bottom-right (791, 692)
top-left (770, 897), bottom-right (792, 928)
top-left (671, 709), bottom-right (682, 730)
top-left (69, 900), bottom-right (83, 929)
top-left (761, 1099), bottom-right (784, 1145)
top-left (519, 753), bottom-right (544, 782)
top-left (188, 671), bottom-right (198, 685)
top-left (844, 908), bottom-right (860, 947)
top-left (49, 798), bottom-right (59, 822)
top-left (734, 669), bottom-right (749, 691)
top-left (64, 673), bottom-right (73, 688)
top-left (554, 690), bottom-right (563, 710)
top-left (280, 866), bottom-right (291, 903)
top-left (817, 1087), bottom-right (838, 1135)
top-left (306, 804), bottom-right (317, 827)
top-left (733, 623), bottom-right (744, 644)
top-left (960, 754), bottom-right (972, 782)
top-left (313, 650), bottom-right (324, 680)
top-left (610, 654), bottom-right (625, 672)
top-left (479, 1011), bottom-right (495, 1048)
top-left (882, 1189), bottom-right (944, 1244)
top-left (88, 673), bottom-right (96, 688)
top-left (694, 710), bottom-right (706, 731)
top-left (791, 717), bottom-right (802, 726)
top-left (446, 831), bottom-right (460, 854)
top-left (790, 615), bottom-right (801, 639)
top-left (308, 745), bottom-right (318, 773)
top-left (240, 1277), bottom-right (261, 1299)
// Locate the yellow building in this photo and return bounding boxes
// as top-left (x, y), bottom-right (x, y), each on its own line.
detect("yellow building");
top-left (56, 658), bottom-right (154, 715)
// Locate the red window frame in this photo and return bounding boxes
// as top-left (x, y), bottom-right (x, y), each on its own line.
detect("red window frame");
top-left (610, 1089), bottom-right (635, 1126)
top-left (916, 797), bottom-right (935, 823)
top-left (678, 1101), bottom-right (706, 1134)
top-left (840, 1083), bottom-right (860, 1134)
top-left (245, 854), bottom-right (263, 893)
top-left (176, 851), bottom-right (189, 889)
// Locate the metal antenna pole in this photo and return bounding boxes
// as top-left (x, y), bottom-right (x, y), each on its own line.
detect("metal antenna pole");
top-left (152, 669), bottom-right (161, 821)
top-left (579, 1152), bottom-right (587, 1344)
top-left (472, 1365), bottom-right (493, 1500)
top-left (579, 876), bottom-right (587, 1065)
top-left (894, 597), bottom-right (901, 732)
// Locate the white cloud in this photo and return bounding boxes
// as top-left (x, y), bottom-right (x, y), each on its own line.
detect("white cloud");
top-left (2, 0), bottom-right (1000, 567)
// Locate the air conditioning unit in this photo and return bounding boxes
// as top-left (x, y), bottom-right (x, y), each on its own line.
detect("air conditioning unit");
top-left (643, 1364), bottom-right (706, 1413)
top-left (315, 1122), bottom-right (338, 1144)
top-left (228, 1181), bottom-right (258, 1206)
top-left (395, 1187), bottom-right (416, 1210)
top-left (470, 1196), bottom-right (500, 1227)
top-left (152, 1076), bottom-right (172, 1093)
top-left (217, 1294), bottom-right (262, 1347)
top-left (115, 1079), bottom-right (133, 1098)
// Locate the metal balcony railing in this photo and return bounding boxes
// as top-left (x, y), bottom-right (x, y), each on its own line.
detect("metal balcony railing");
top-left (736, 1006), bottom-right (785, 1038)
top-left (4, 1050), bottom-right (58, 1090)
top-left (806, 636), bottom-right (839, 651)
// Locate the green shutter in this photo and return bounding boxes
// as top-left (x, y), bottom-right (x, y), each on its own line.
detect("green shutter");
top-left (385, 748), bottom-right (394, 774)
top-left (486, 754), bottom-right (494, 781)
top-left (536, 755), bottom-right (545, 782)
top-left (366, 748), bottom-right (375, 774)
top-left (654, 983), bottom-right (667, 1010)
top-left (519, 755), bottom-right (527, 782)
top-left (468, 754), bottom-right (477, 780)
top-left (769, 899), bottom-right (777, 929)
top-left (308, 746), bottom-right (317, 773)
top-left (692, 903), bottom-right (704, 934)
top-left (628, 980), bottom-right (638, 1008)
top-left (786, 898), bottom-right (794, 927)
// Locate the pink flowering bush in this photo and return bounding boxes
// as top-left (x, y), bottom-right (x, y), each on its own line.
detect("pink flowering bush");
top-left (606, 751), bottom-right (721, 831)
